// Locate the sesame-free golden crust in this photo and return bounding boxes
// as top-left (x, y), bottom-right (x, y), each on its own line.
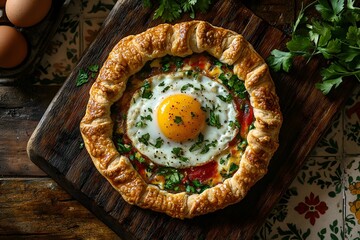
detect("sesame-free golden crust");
top-left (80, 20), bottom-right (282, 219)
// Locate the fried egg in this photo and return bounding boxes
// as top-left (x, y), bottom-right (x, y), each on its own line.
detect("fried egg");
top-left (126, 72), bottom-right (238, 168)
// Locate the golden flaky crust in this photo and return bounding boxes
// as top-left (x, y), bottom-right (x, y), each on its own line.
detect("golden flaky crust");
top-left (80, 21), bottom-right (282, 219)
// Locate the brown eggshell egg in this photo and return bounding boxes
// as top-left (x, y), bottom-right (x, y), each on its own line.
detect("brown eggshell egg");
top-left (0, 25), bottom-right (28, 68)
top-left (5, 0), bottom-right (52, 27)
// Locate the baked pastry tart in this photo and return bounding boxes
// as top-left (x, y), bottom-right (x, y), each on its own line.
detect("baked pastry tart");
top-left (80, 20), bottom-right (282, 219)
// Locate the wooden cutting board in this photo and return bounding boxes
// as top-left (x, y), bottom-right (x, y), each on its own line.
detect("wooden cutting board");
top-left (27, 0), bottom-right (356, 239)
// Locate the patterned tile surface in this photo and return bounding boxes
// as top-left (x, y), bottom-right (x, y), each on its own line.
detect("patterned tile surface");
top-left (34, 1), bottom-right (360, 238)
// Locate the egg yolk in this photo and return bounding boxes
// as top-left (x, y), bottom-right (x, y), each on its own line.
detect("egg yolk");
top-left (157, 94), bottom-right (206, 142)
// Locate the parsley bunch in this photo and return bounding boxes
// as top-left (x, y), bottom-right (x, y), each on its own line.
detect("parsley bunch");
top-left (142, 0), bottom-right (213, 22)
top-left (268, 0), bottom-right (360, 94)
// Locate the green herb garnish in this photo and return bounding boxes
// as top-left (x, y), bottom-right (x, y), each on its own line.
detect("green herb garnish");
top-left (143, 0), bottom-right (213, 22)
top-left (189, 133), bottom-right (204, 152)
top-left (174, 116), bottom-right (183, 124)
top-left (76, 69), bottom-right (88, 87)
top-left (135, 121), bottom-right (147, 128)
top-left (162, 85), bottom-right (171, 93)
top-left (116, 138), bottom-right (132, 154)
top-left (200, 140), bottom-right (217, 154)
top-left (267, 0), bottom-right (360, 94)
top-left (181, 83), bottom-right (195, 92)
top-left (152, 137), bottom-right (164, 148)
top-left (139, 133), bottom-right (150, 146)
top-left (217, 94), bottom-right (233, 103)
top-left (218, 73), bottom-right (247, 99)
top-left (157, 167), bottom-right (184, 190)
top-left (76, 64), bottom-right (99, 87)
top-left (229, 120), bottom-right (241, 129)
top-left (171, 147), bottom-right (189, 162)
top-left (141, 81), bottom-right (153, 99)
top-left (207, 106), bottom-right (221, 129)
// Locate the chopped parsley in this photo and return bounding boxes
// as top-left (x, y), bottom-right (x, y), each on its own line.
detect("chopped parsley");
top-left (220, 154), bottom-right (231, 165)
top-left (136, 114), bottom-right (152, 128)
top-left (157, 167), bottom-right (184, 190)
top-left (88, 64), bottom-right (99, 73)
top-left (218, 73), bottom-right (247, 99)
top-left (189, 133), bottom-right (217, 154)
top-left (229, 120), bottom-right (241, 129)
top-left (133, 152), bottom-right (145, 163)
top-left (174, 57), bottom-right (184, 69)
top-left (151, 137), bottom-right (164, 148)
top-left (200, 140), bottom-right (217, 154)
top-left (185, 180), bottom-right (210, 193)
top-left (141, 114), bottom-right (153, 121)
top-left (237, 140), bottom-right (248, 151)
top-left (181, 83), bottom-right (194, 92)
top-left (76, 69), bottom-right (89, 87)
top-left (229, 163), bottom-right (239, 173)
top-left (189, 133), bottom-right (204, 152)
top-left (162, 62), bottom-right (171, 72)
top-left (76, 64), bottom-right (99, 87)
top-left (116, 138), bottom-right (132, 154)
top-left (141, 81), bottom-right (153, 99)
top-left (206, 106), bottom-right (221, 129)
top-left (214, 60), bottom-right (223, 67)
top-left (139, 133), bottom-right (150, 146)
top-left (221, 162), bottom-right (239, 179)
top-left (174, 116), bottom-right (183, 124)
top-left (217, 94), bottom-right (233, 103)
top-left (185, 70), bottom-right (193, 76)
top-left (162, 85), bottom-right (171, 93)
top-left (135, 121), bottom-right (147, 128)
top-left (171, 147), bottom-right (189, 162)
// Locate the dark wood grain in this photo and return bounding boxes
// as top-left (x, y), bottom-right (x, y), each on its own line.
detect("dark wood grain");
top-left (0, 178), bottom-right (120, 240)
top-left (0, 85), bottom-right (60, 176)
top-left (26, 0), bottom-right (356, 239)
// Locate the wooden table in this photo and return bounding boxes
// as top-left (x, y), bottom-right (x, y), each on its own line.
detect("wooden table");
top-left (2, 0), bottom-right (355, 239)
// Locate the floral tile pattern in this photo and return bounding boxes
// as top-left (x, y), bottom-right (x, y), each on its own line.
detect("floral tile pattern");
top-left (32, 0), bottom-right (360, 238)
top-left (344, 86), bottom-right (360, 155)
top-left (81, 0), bottom-right (117, 18)
top-left (255, 157), bottom-right (344, 239)
top-left (344, 156), bottom-right (360, 239)
top-left (33, 13), bottom-right (80, 84)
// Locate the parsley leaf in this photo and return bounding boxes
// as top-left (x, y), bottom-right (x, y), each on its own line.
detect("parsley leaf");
top-left (88, 64), bottom-right (99, 72)
top-left (141, 81), bottom-right (153, 99)
top-left (76, 69), bottom-right (88, 87)
top-left (144, 0), bottom-right (213, 22)
top-left (181, 83), bottom-right (195, 92)
top-left (171, 147), bottom-right (189, 162)
top-left (157, 167), bottom-right (183, 190)
top-left (151, 137), bottom-right (164, 148)
top-left (135, 121), bottom-right (147, 128)
top-left (139, 133), bottom-right (150, 146)
top-left (206, 106), bottom-right (221, 129)
top-left (217, 94), bottom-right (233, 103)
top-left (267, 0), bottom-right (360, 94)
top-left (116, 138), bottom-right (132, 154)
top-left (267, 49), bottom-right (293, 72)
top-left (174, 116), bottom-right (183, 124)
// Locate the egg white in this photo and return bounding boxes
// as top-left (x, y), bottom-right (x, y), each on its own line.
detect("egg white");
top-left (126, 72), bottom-right (238, 168)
